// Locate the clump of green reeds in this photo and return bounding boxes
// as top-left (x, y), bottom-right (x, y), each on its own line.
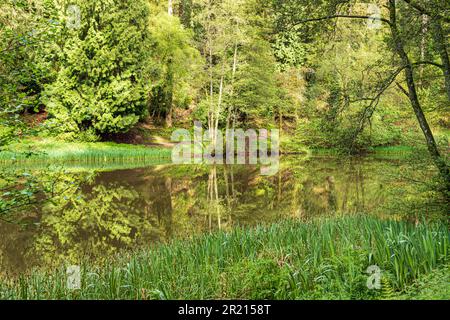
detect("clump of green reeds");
top-left (0, 142), bottom-right (171, 164)
top-left (0, 216), bottom-right (448, 300)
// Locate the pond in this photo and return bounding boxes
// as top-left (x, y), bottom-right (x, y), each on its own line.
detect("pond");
top-left (0, 155), bottom-right (432, 276)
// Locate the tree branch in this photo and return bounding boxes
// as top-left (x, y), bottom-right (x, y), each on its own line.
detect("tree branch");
top-left (412, 61), bottom-right (444, 70)
top-left (347, 65), bottom-right (406, 150)
top-left (292, 14), bottom-right (392, 28)
top-left (401, 0), bottom-right (450, 23)
top-left (395, 82), bottom-right (409, 98)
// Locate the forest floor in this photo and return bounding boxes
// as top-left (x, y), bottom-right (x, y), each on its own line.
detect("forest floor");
top-left (105, 123), bottom-right (175, 148)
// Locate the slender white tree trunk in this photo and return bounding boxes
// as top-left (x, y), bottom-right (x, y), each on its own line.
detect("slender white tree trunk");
top-left (226, 42), bottom-right (238, 131)
top-left (214, 70), bottom-right (224, 149)
top-left (168, 0), bottom-right (173, 16)
top-left (419, 14), bottom-right (428, 85)
top-left (208, 45), bottom-right (214, 143)
top-left (206, 0), bottom-right (214, 145)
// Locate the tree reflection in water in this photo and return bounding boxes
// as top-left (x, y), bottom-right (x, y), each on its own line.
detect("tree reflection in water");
top-left (0, 156), bottom-right (435, 275)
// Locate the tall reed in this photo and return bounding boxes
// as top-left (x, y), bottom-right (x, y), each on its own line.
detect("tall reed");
top-left (0, 216), bottom-right (448, 300)
top-left (0, 143), bottom-right (171, 164)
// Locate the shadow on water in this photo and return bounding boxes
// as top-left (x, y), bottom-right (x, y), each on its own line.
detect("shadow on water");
top-left (0, 155), bottom-right (438, 275)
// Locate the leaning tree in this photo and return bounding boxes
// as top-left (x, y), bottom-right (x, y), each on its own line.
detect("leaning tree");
top-left (274, 0), bottom-right (449, 193)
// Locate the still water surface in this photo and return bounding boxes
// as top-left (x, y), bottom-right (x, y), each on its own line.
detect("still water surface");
top-left (0, 155), bottom-right (424, 275)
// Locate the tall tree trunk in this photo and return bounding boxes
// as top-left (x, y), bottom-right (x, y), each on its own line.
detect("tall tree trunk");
top-left (226, 42), bottom-right (238, 132)
top-left (214, 72), bottom-right (224, 150)
top-left (168, 0), bottom-right (173, 16)
top-left (419, 14), bottom-right (428, 86)
top-left (389, 0), bottom-right (450, 193)
top-left (209, 44), bottom-right (214, 139)
top-left (430, 18), bottom-right (450, 101)
top-left (207, 1), bottom-right (214, 144)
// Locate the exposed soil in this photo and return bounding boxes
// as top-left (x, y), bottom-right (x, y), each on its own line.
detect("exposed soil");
top-left (102, 122), bottom-right (174, 148)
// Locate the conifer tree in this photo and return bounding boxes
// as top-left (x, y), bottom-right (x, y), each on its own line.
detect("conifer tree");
top-left (44, 0), bottom-right (152, 138)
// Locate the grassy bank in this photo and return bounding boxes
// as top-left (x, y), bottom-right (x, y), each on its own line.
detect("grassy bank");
top-left (393, 264), bottom-right (450, 300)
top-left (0, 216), bottom-right (448, 300)
top-left (0, 138), bottom-right (171, 164)
top-left (308, 145), bottom-right (418, 156)
top-left (368, 145), bottom-right (417, 155)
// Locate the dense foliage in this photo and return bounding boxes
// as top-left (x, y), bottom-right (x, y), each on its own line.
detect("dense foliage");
top-left (43, 0), bottom-right (153, 139)
top-left (0, 0), bottom-right (448, 148)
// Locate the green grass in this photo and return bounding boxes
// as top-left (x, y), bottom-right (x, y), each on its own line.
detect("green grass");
top-left (0, 216), bottom-right (448, 300)
top-left (392, 264), bottom-right (450, 300)
top-left (309, 148), bottom-right (346, 156)
top-left (368, 145), bottom-right (416, 155)
top-left (309, 145), bottom-right (418, 156)
top-left (0, 138), bottom-right (172, 164)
